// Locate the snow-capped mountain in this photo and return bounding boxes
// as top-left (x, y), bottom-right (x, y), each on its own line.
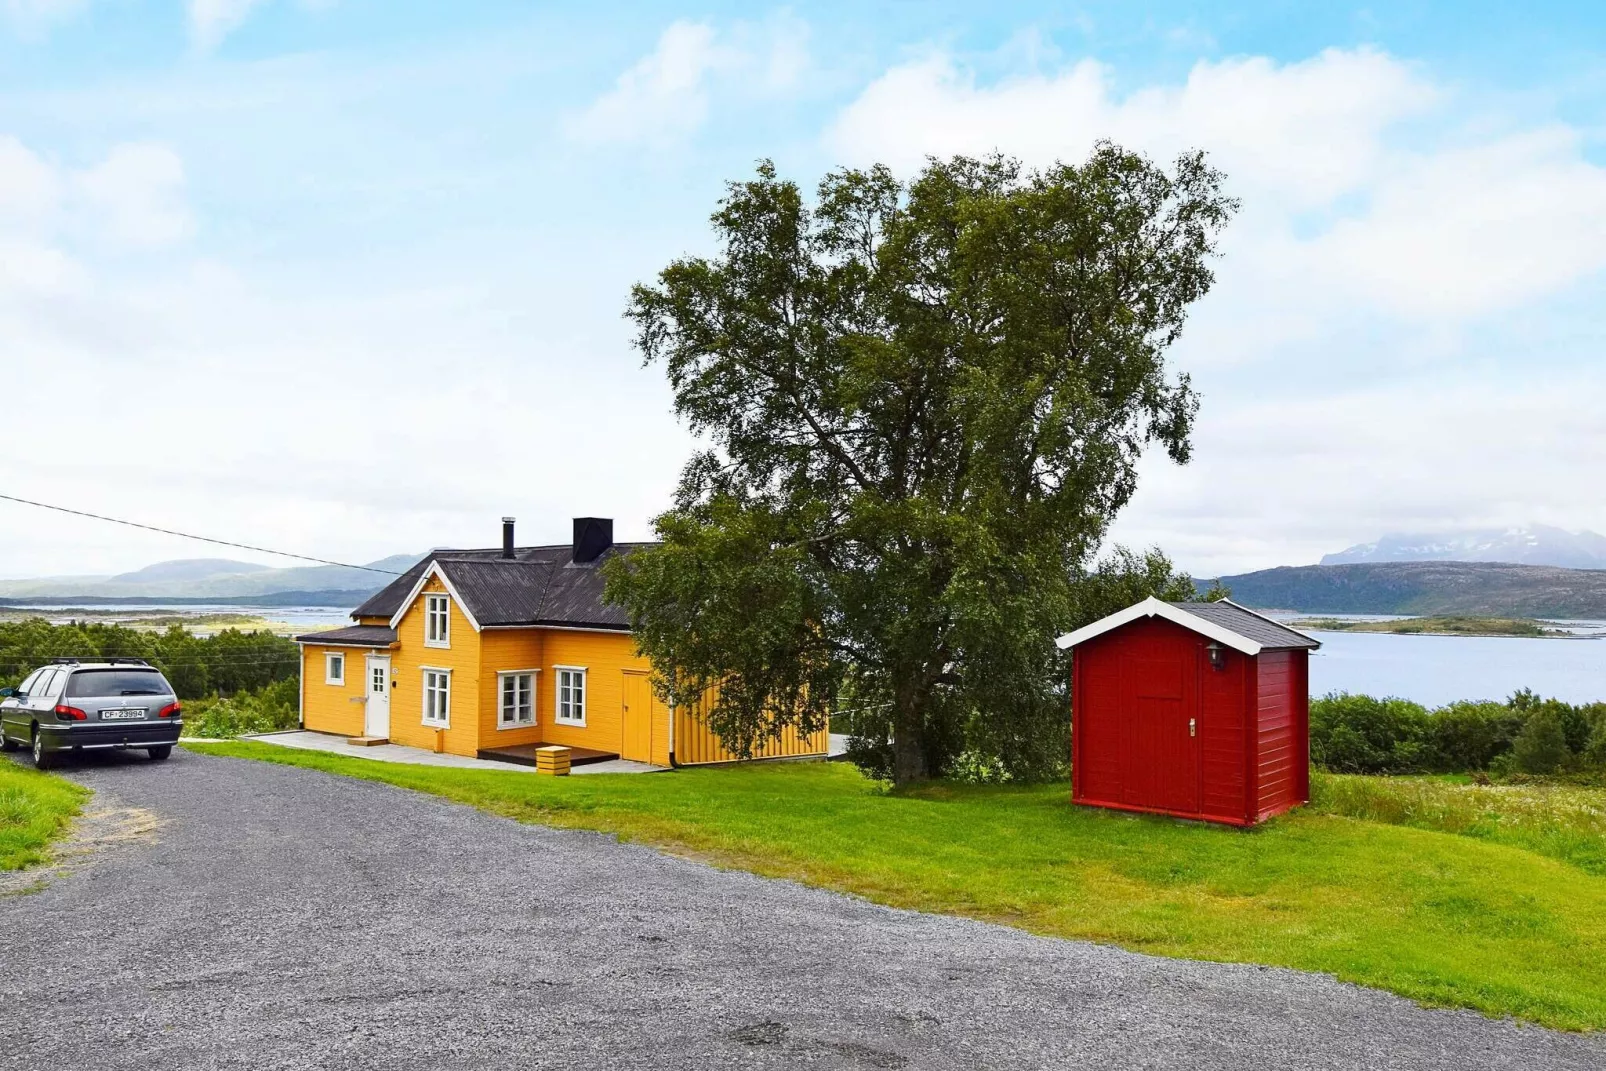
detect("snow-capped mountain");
top-left (1321, 526), bottom-right (1606, 570)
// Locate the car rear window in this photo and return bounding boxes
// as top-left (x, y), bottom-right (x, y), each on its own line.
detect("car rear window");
top-left (64, 669), bottom-right (174, 698)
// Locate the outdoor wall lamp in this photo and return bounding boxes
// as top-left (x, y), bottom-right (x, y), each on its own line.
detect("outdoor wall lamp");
top-left (1205, 642), bottom-right (1226, 672)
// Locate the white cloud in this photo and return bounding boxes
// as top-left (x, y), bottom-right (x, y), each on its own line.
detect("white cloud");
top-left (1108, 370), bottom-right (1606, 576)
top-left (0, 136), bottom-right (60, 225)
top-left (566, 14), bottom-right (811, 147)
top-left (188, 0), bottom-right (268, 51)
top-left (2, 0), bottom-right (88, 34)
top-left (71, 143), bottom-right (192, 246)
top-left (566, 21), bottom-right (727, 147)
top-left (827, 47), bottom-right (1606, 571)
top-left (826, 48), bottom-right (1606, 326)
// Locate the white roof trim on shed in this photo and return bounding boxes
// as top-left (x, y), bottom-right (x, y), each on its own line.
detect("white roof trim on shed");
top-left (1054, 596), bottom-right (1263, 656)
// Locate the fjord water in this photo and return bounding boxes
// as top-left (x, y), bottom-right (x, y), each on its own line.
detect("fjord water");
top-left (1306, 629), bottom-right (1606, 706)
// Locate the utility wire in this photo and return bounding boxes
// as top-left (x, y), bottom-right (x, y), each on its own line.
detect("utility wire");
top-left (0, 493), bottom-right (404, 576)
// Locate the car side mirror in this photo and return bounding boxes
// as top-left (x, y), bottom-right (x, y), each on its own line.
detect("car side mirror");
top-left (0, 687), bottom-right (12, 698)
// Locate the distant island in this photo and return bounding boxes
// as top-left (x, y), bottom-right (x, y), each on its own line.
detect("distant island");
top-left (1214, 561), bottom-right (1606, 618)
top-left (1289, 615), bottom-right (1568, 638)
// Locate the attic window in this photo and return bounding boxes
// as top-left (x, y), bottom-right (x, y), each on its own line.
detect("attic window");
top-left (424, 593), bottom-right (450, 648)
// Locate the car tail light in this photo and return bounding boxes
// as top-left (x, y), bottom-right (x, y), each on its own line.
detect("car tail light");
top-left (158, 702), bottom-right (182, 718)
top-left (54, 704), bottom-right (87, 721)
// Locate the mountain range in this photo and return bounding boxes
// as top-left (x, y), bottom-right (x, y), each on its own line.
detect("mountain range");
top-left (1321, 525), bottom-right (1606, 570)
top-left (0, 555), bottom-right (420, 602)
top-left (1215, 561), bottom-right (1606, 618)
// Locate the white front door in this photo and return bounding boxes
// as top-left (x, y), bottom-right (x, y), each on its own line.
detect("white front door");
top-left (365, 655), bottom-right (391, 738)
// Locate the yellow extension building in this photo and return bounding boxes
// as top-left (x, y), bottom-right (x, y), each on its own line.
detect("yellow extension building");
top-left (294, 517), bottom-right (827, 768)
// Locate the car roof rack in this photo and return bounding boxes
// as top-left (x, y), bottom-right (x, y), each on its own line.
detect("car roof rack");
top-left (105, 657), bottom-right (151, 666)
top-left (49, 657), bottom-right (81, 664)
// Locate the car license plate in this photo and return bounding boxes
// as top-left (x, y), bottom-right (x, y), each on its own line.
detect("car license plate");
top-left (101, 708), bottom-right (146, 720)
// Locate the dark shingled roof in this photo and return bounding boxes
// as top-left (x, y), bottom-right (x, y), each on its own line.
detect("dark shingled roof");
top-left (294, 624), bottom-right (399, 647)
top-left (351, 543), bottom-right (655, 632)
top-left (1166, 600), bottom-right (1320, 650)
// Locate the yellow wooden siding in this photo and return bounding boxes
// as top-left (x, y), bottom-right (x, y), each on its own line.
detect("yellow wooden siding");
top-left (536, 631), bottom-right (652, 759)
top-left (388, 576), bottom-right (481, 756)
top-left (299, 645), bottom-right (368, 737)
top-left (673, 696), bottom-right (829, 765)
top-left (476, 629), bottom-right (547, 749)
top-left (356, 615), bottom-right (390, 626)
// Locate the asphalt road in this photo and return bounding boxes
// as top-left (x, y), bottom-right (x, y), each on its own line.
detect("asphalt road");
top-left (2, 749), bottom-right (1603, 1070)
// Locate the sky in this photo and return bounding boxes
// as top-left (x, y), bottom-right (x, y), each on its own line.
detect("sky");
top-left (1, 1), bottom-right (1604, 580)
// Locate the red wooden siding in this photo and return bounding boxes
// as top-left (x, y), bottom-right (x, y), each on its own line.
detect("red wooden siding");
top-left (1253, 649), bottom-right (1304, 819)
top-left (1072, 633), bottom-right (1122, 806)
top-left (1197, 645), bottom-right (1247, 822)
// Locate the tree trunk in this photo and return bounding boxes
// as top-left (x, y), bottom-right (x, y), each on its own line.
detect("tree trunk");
top-left (891, 676), bottom-right (927, 786)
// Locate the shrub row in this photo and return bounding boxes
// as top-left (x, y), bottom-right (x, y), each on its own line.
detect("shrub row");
top-left (1310, 689), bottom-right (1606, 776)
top-left (0, 618), bottom-right (299, 700)
top-left (181, 678), bottom-right (300, 739)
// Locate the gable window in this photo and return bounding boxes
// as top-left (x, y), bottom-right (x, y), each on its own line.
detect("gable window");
top-left (422, 667), bottom-right (451, 727)
top-left (498, 670), bottom-right (537, 729)
top-left (424, 593), bottom-right (450, 648)
top-left (325, 652), bottom-right (346, 685)
top-left (554, 666), bottom-right (586, 726)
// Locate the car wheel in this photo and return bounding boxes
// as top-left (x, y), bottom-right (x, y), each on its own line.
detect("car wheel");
top-left (147, 746), bottom-right (172, 761)
top-left (0, 732), bottom-right (16, 753)
top-left (31, 730), bottom-right (56, 770)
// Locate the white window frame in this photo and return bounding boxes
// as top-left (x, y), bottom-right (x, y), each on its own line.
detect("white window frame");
top-left (325, 652), bottom-right (346, 686)
top-left (553, 666), bottom-right (587, 727)
top-left (421, 666), bottom-right (452, 728)
top-left (497, 669), bottom-right (539, 730)
top-left (423, 593), bottom-right (451, 648)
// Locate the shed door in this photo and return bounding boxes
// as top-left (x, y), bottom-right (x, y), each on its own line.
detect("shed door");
top-left (1119, 648), bottom-right (1200, 815)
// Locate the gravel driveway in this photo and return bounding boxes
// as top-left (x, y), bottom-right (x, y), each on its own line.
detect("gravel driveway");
top-left (2, 749), bottom-right (1602, 1070)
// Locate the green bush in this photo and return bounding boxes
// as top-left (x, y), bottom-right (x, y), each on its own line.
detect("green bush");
top-left (0, 619), bottom-right (298, 700)
top-left (1309, 693), bottom-right (1431, 773)
top-left (1511, 709), bottom-right (1571, 775)
top-left (182, 678), bottom-right (299, 739)
top-left (1311, 690), bottom-right (1605, 777)
top-left (1426, 700), bottom-right (1523, 771)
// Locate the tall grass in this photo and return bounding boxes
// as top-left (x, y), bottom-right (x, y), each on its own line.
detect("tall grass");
top-left (1311, 771), bottom-right (1606, 875)
top-left (0, 761), bottom-right (89, 871)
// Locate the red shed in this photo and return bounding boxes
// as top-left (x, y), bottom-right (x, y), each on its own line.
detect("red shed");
top-left (1056, 598), bottom-right (1321, 826)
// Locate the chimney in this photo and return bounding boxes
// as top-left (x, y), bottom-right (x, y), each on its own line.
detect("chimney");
top-left (572, 517), bottom-right (613, 564)
top-left (501, 517), bottom-right (516, 560)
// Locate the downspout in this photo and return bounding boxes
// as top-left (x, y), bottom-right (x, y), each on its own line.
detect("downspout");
top-left (296, 642), bottom-right (305, 730)
top-left (667, 695), bottom-right (679, 768)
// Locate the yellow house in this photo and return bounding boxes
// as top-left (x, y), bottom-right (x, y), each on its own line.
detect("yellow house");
top-left (294, 517), bottom-right (827, 768)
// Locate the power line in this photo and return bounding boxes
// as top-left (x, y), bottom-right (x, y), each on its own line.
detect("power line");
top-left (1, 657), bottom-right (302, 670)
top-left (0, 493), bottom-right (404, 576)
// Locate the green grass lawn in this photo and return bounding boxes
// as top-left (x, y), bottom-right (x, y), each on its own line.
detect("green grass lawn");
top-left (189, 741), bottom-right (1606, 1033)
top-left (0, 760), bottom-right (89, 872)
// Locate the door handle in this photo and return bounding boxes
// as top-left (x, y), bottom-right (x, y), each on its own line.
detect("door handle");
top-left (1189, 718), bottom-right (1196, 737)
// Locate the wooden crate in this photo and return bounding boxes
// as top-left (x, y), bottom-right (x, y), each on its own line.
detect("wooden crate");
top-left (534, 745), bottom-right (571, 776)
